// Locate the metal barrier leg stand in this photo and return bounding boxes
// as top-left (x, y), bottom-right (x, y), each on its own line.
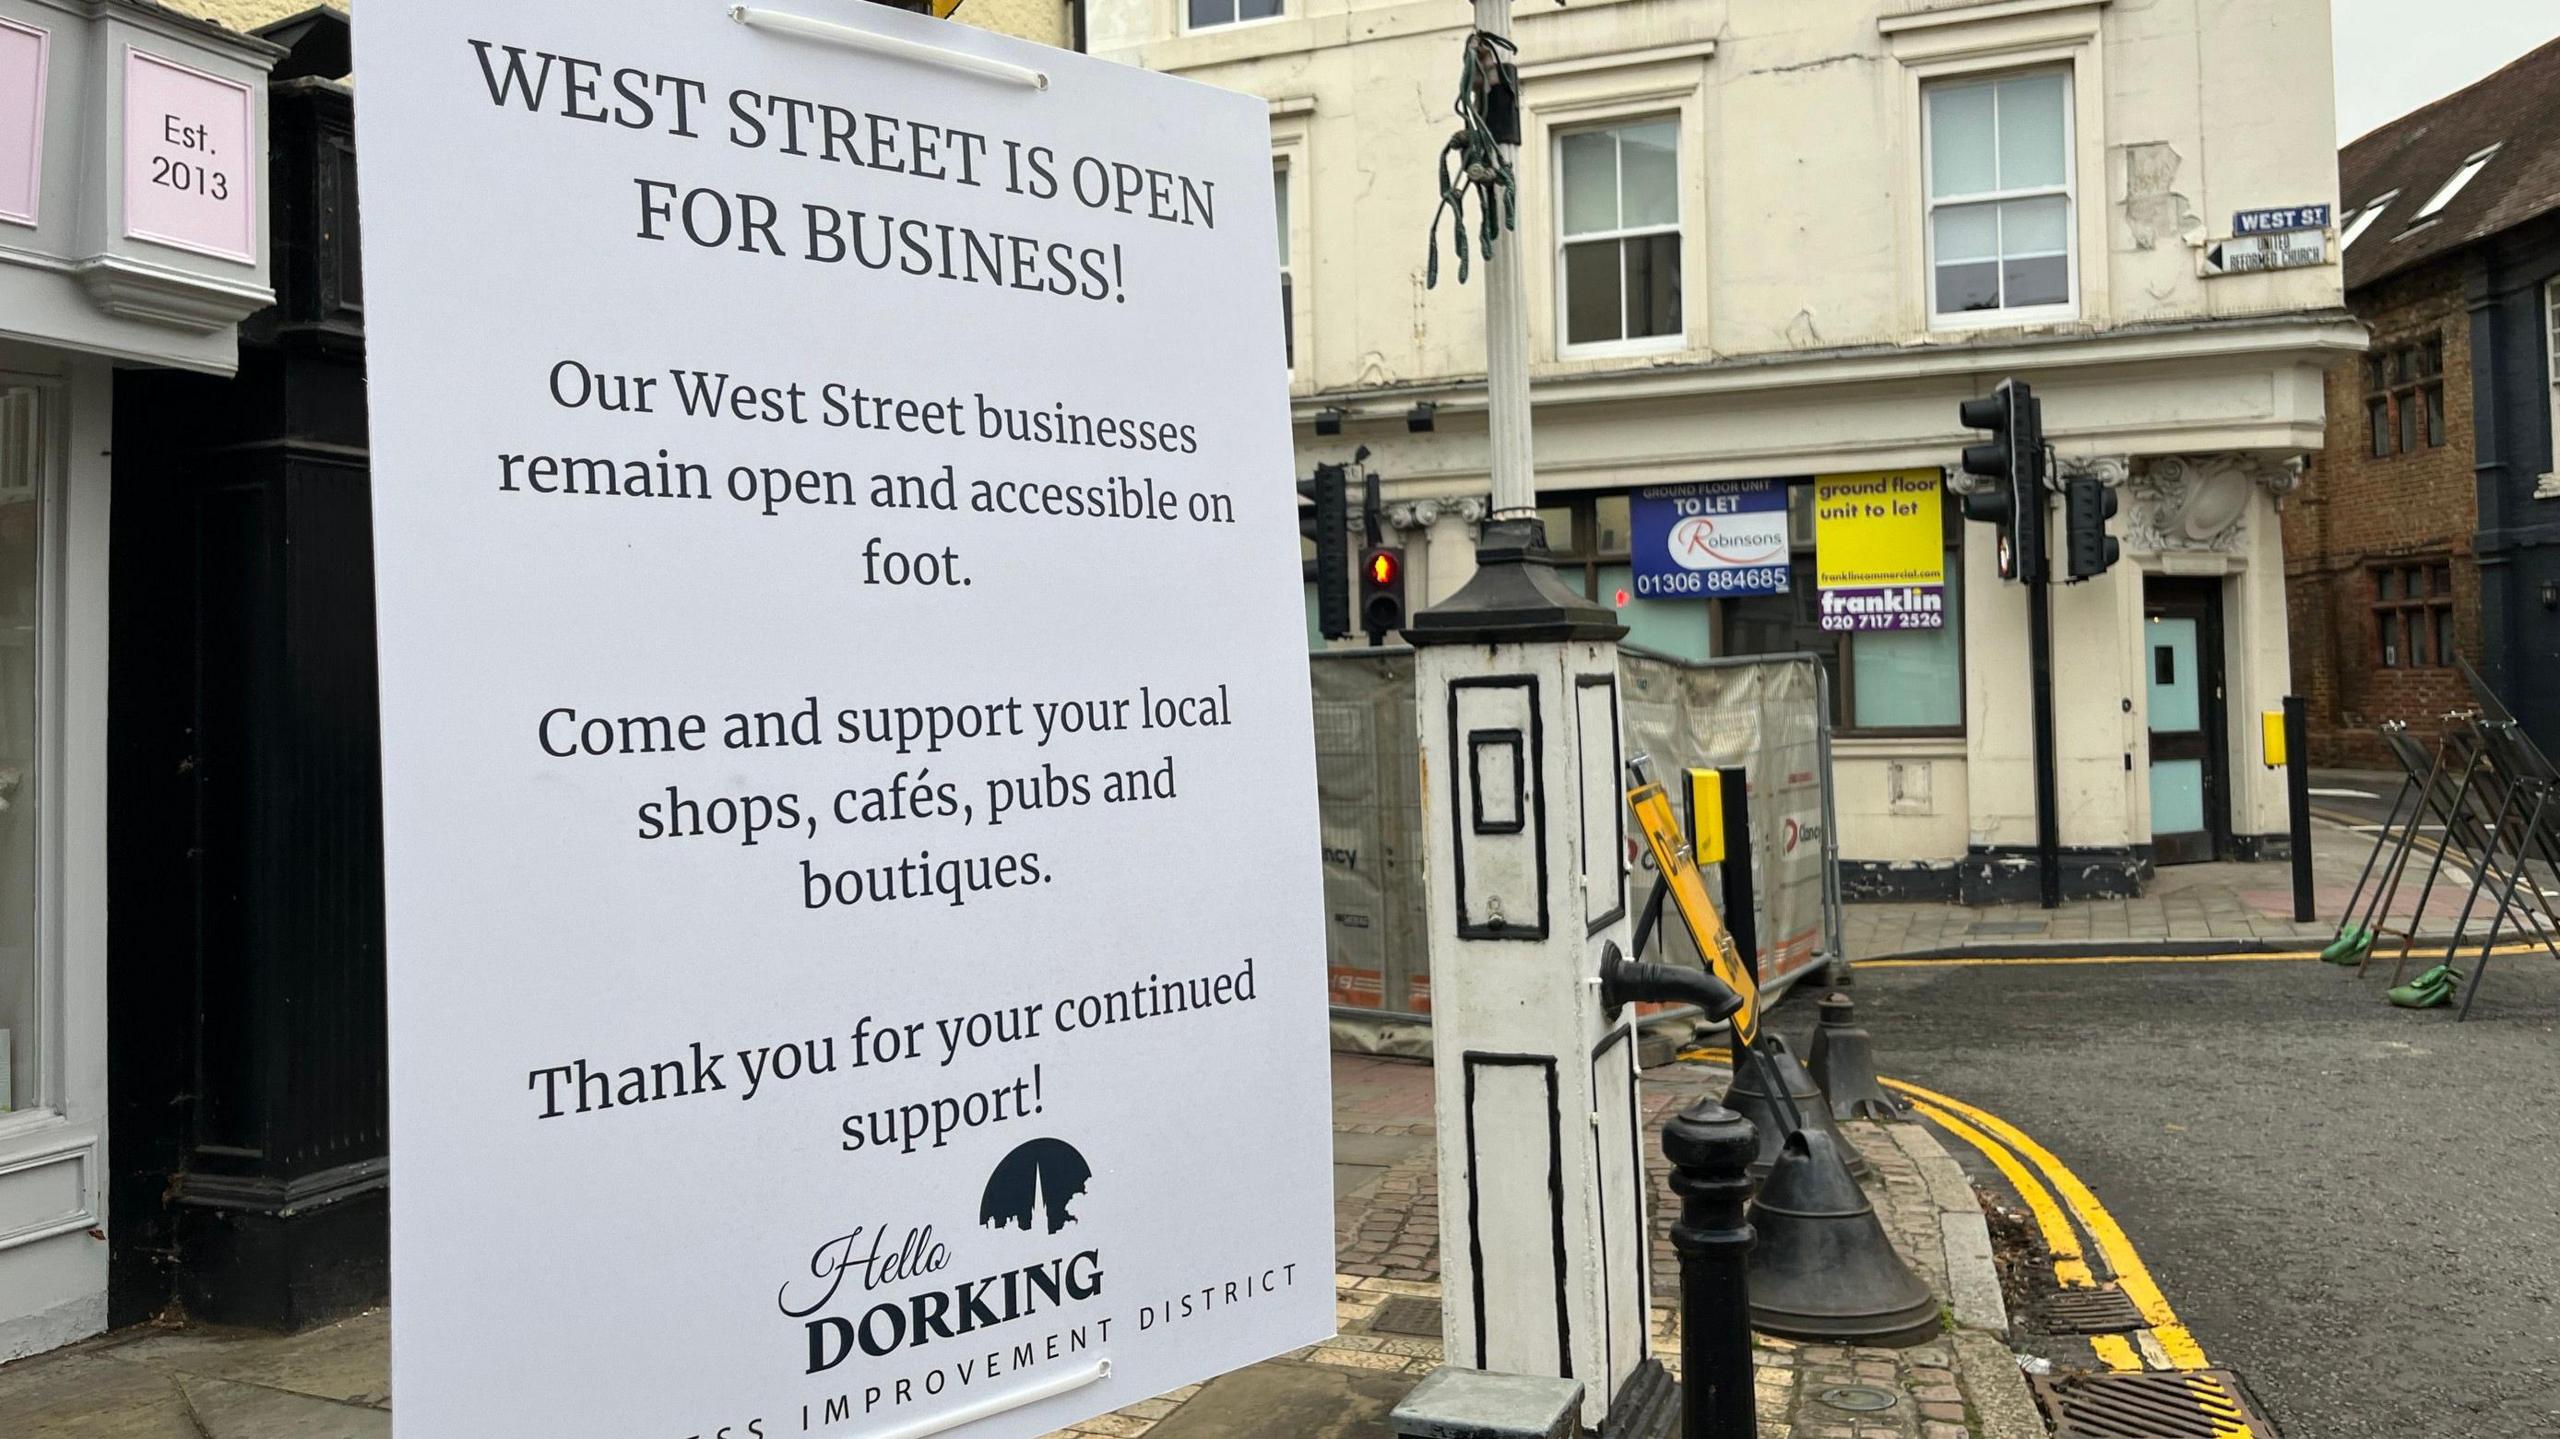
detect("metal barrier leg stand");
top-left (2330, 772), bottom-right (2412, 947)
top-left (2426, 776), bottom-right (2519, 980)
top-left (2352, 734), bottom-right (2449, 973)
top-left (2378, 745), bottom-right (2488, 982)
top-left (1665, 1100), bottom-right (1757, 1439)
top-left (2459, 781), bottom-right (2552, 1021)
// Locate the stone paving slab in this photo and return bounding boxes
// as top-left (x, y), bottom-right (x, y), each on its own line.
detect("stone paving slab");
top-left (177, 1376), bottom-right (389, 1439)
top-left (1842, 817), bottom-right (2525, 960)
top-left (105, 1310), bottom-right (390, 1407)
top-left (0, 1311), bottom-right (392, 1439)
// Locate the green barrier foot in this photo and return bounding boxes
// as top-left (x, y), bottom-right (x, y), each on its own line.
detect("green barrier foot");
top-left (2385, 966), bottom-right (2464, 1008)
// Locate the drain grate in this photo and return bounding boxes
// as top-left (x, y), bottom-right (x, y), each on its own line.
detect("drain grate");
top-left (2033, 1369), bottom-right (2274, 1437)
top-left (2043, 1284), bottom-right (2147, 1334)
top-left (1368, 1295), bottom-right (1442, 1338)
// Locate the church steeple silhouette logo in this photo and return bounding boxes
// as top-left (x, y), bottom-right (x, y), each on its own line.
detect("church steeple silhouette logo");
top-left (980, 1138), bottom-right (1092, 1235)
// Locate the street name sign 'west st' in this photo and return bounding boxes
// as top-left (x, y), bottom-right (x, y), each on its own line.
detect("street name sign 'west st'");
top-left (2231, 203), bottom-right (2330, 235)
top-left (356, 2), bottom-right (1333, 1435)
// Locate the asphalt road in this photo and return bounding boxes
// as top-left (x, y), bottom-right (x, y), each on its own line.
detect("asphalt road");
top-left (1778, 948), bottom-right (2560, 1438)
top-left (2307, 768), bottom-right (2411, 830)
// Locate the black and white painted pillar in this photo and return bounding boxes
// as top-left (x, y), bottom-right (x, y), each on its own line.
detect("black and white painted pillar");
top-left (1401, 3), bottom-right (1671, 1431)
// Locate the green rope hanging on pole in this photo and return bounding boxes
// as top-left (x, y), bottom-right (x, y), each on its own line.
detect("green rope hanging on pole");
top-left (1425, 29), bottom-right (1519, 288)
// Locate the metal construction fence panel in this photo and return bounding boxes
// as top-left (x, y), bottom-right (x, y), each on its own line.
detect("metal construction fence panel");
top-left (1618, 648), bottom-right (1838, 997)
top-left (1311, 650), bottom-right (1431, 1016)
top-left (1311, 647), bottom-right (1841, 1024)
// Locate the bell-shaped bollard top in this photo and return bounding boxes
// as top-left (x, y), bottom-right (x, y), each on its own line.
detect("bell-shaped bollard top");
top-left (1807, 992), bottom-right (1911, 1122)
top-left (1745, 1128), bottom-right (1939, 1347)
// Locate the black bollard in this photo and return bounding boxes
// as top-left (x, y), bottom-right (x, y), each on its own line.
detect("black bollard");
top-left (1664, 1097), bottom-right (1757, 1439)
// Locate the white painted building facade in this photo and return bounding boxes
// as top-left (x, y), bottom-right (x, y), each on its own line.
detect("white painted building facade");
top-left (1094, 0), bottom-right (2361, 898)
top-left (0, 0), bottom-right (278, 1359)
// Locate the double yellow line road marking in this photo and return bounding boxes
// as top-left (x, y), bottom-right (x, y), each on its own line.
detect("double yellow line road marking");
top-left (1887, 1077), bottom-right (2206, 1373)
top-left (1681, 1048), bottom-right (2206, 1373)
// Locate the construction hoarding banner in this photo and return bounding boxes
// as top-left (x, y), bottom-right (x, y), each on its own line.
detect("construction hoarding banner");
top-left (1316, 650), bottom-right (1836, 1025)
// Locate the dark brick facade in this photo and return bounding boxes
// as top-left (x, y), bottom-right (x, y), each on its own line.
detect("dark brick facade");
top-left (2284, 255), bottom-right (2479, 767)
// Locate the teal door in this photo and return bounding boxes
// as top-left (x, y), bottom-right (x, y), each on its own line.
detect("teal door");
top-left (2145, 580), bottom-right (2226, 864)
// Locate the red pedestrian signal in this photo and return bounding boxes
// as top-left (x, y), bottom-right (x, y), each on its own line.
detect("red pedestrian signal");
top-left (1360, 545), bottom-right (1406, 644)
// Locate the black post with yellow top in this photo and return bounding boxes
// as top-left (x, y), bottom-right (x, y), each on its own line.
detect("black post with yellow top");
top-left (2265, 698), bottom-right (2314, 923)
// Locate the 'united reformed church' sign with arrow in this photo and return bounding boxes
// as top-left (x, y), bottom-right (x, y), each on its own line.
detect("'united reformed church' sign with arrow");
top-left (2201, 228), bottom-right (2327, 277)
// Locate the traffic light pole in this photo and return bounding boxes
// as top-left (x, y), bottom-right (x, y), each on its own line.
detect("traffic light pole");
top-left (2028, 541), bottom-right (2061, 910)
top-left (1958, 381), bottom-right (2069, 909)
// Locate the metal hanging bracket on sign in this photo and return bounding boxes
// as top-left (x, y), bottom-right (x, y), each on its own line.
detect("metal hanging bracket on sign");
top-left (729, 5), bottom-right (1050, 90)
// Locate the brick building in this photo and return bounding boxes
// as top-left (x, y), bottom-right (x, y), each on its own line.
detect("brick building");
top-left (2287, 37), bottom-right (2560, 766)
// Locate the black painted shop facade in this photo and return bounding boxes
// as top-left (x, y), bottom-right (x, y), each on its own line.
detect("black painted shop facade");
top-left (105, 18), bottom-right (390, 1333)
top-left (2468, 209), bottom-right (2560, 751)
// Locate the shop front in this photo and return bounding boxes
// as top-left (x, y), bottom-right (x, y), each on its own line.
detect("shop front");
top-left (1313, 319), bottom-right (2353, 902)
top-left (0, 0), bottom-right (277, 1361)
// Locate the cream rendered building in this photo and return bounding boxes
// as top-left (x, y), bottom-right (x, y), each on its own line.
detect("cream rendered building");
top-left (166, 0), bottom-right (1074, 51)
top-left (1097, 0), bottom-right (2359, 899)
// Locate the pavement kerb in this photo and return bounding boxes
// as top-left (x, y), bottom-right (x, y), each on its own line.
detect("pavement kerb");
top-left (1890, 1116), bottom-right (2045, 1439)
top-left (1854, 930), bottom-right (2472, 963)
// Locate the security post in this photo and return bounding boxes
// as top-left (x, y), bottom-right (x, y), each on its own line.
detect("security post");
top-left (1689, 767), bottom-right (1757, 987)
top-left (2268, 699), bottom-right (2314, 922)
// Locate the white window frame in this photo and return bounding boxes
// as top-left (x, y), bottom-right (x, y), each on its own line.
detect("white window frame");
top-left (1269, 108), bottom-right (1312, 386)
top-left (1180, 0), bottom-right (1283, 36)
top-left (1553, 116), bottom-right (1685, 359)
top-left (0, 373), bottom-right (59, 1140)
top-left (2415, 146), bottom-right (2499, 221)
top-left (2545, 279), bottom-right (2560, 479)
top-left (1921, 67), bottom-right (2078, 328)
top-left (2340, 193), bottom-right (2396, 251)
top-left (1273, 163), bottom-right (1292, 374)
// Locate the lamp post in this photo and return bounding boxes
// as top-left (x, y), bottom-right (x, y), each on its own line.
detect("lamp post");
top-left (1401, 0), bottom-right (1679, 1431)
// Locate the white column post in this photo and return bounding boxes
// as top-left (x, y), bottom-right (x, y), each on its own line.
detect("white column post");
top-left (1470, 0), bottom-right (1535, 527)
top-left (1402, 9), bottom-right (1673, 1432)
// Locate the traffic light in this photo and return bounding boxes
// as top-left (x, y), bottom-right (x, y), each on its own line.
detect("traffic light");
top-left (1299, 463), bottom-right (1350, 639)
top-left (1361, 546), bottom-right (1407, 643)
top-left (1955, 378), bottom-right (2045, 583)
top-left (2063, 473), bottom-right (2120, 581)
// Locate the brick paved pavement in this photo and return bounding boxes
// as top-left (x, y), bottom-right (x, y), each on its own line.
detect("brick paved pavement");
top-left (1051, 1054), bottom-right (2042, 1439)
top-left (0, 1053), bottom-right (2038, 1439)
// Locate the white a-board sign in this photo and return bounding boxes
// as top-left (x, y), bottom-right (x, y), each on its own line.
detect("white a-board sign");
top-left (355, 3), bottom-right (1334, 1434)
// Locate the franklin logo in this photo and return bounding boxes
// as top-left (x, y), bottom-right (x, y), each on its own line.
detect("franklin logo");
top-left (980, 1137), bottom-right (1092, 1235)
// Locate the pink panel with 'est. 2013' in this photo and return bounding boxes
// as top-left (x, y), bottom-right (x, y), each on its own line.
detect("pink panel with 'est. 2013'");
top-left (124, 47), bottom-right (254, 263)
top-left (0, 17), bottom-right (46, 228)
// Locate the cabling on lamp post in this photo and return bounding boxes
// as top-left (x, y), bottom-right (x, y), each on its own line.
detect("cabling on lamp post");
top-left (1424, 29), bottom-right (1520, 287)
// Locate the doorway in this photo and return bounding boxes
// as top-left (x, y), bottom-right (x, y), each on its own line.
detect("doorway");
top-left (2144, 577), bottom-right (2230, 865)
